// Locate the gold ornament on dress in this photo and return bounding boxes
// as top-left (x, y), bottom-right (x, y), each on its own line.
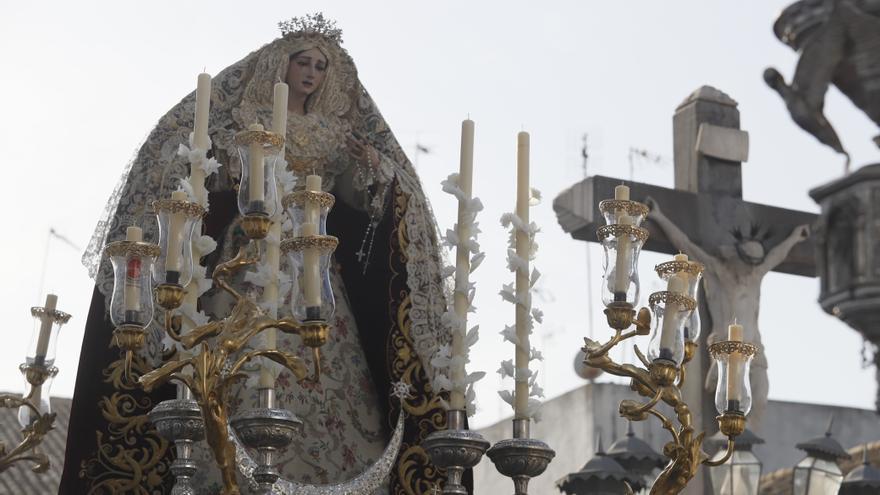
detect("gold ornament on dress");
top-left (648, 291), bottom-right (697, 311)
top-left (151, 199), bottom-right (206, 219)
top-left (104, 240), bottom-right (162, 259)
top-left (282, 190), bottom-right (336, 210)
top-left (281, 235), bottom-right (339, 254)
top-left (233, 128), bottom-right (284, 152)
top-left (654, 260), bottom-right (705, 278)
top-left (708, 341), bottom-right (758, 359)
top-left (599, 199), bottom-right (649, 218)
top-left (596, 224), bottom-right (650, 242)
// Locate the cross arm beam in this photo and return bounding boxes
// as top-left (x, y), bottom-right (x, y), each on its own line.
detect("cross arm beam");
top-left (553, 175), bottom-right (818, 277)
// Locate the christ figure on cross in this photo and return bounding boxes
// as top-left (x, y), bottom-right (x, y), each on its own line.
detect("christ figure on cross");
top-left (646, 197), bottom-right (809, 428)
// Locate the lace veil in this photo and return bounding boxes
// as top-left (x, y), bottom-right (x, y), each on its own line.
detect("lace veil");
top-left (82, 18), bottom-right (450, 378)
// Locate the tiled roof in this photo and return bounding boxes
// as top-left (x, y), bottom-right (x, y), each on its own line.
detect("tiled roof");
top-left (0, 395), bottom-right (71, 494)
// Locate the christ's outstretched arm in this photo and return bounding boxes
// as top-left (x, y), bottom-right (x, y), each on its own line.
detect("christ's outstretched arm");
top-left (645, 197), bottom-right (716, 268)
top-left (758, 224), bottom-right (810, 275)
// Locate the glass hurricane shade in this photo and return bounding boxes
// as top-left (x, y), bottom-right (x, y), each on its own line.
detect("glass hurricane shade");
top-left (283, 190), bottom-right (333, 236)
top-left (599, 229), bottom-right (645, 306)
top-left (709, 450), bottom-right (762, 495)
top-left (235, 131), bottom-right (282, 217)
top-left (793, 455), bottom-right (843, 495)
top-left (647, 294), bottom-right (693, 365)
top-left (283, 239), bottom-right (337, 323)
top-left (152, 201), bottom-right (201, 287)
top-left (18, 302), bottom-right (70, 426)
top-left (657, 263), bottom-right (703, 342)
top-left (713, 347), bottom-right (754, 415)
top-left (110, 249), bottom-right (159, 328)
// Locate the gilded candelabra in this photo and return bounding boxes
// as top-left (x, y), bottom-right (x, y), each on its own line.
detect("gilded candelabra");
top-left (0, 296), bottom-right (70, 474)
top-left (103, 126), bottom-right (342, 494)
top-left (582, 187), bottom-right (757, 494)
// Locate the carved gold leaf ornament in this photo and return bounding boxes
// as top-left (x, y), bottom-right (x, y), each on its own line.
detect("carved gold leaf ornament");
top-left (599, 198), bottom-right (650, 218)
top-left (103, 240), bottom-right (162, 259)
top-left (232, 128), bottom-right (284, 151)
top-left (708, 341), bottom-right (758, 358)
top-left (280, 235), bottom-right (340, 253)
top-left (654, 260), bottom-right (705, 278)
top-left (282, 190), bottom-right (336, 209)
top-left (151, 199), bottom-right (206, 219)
top-left (648, 291), bottom-right (697, 311)
top-left (597, 224), bottom-right (650, 242)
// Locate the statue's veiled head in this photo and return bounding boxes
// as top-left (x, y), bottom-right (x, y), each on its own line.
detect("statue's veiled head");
top-left (239, 14), bottom-right (358, 120)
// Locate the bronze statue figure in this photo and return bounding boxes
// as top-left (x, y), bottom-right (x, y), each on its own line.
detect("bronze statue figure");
top-left (765, 0), bottom-right (880, 173)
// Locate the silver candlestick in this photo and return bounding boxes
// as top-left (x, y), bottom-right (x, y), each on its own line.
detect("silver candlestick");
top-left (231, 387), bottom-right (302, 494)
top-left (486, 418), bottom-right (555, 495)
top-left (149, 384), bottom-right (205, 495)
top-left (423, 409), bottom-right (490, 494)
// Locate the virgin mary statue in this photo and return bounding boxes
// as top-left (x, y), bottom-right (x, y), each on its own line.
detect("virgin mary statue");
top-left (60, 15), bottom-right (462, 494)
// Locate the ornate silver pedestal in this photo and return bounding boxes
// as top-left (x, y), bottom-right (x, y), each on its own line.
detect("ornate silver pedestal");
top-left (486, 418), bottom-right (555, 495)
top-left (149, 385), bottom-right (205, 495)
top-left (423, 409), bottom-right (490, 494)
top-left (231, 388), bottom-right (302, 494)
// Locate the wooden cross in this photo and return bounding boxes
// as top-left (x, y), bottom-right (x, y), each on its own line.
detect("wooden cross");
top-left (554, 85), bottom-right (818, 494)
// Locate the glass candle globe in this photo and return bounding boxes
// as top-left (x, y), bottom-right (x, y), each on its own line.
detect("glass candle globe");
top-left (106, 233), bottom-right (162, 329)
top-left (597, 223), bottom-right (648, 306)
top-left (234, 124), bottom-right (283, 217)
top-left (646, 290), bottom-right (695, 365)
top-left (281, 232), bottom-right (339, 322)
top-left (282, 188), bottom-right (335, 236)
top-left (152, 194), bottom-right (204, 287)
top-left (655, 258), bottom-right (704, 342)
top-left (18, 295), bottom-right (71, 426)
top-left (710, 340), bottom-right (757, 415)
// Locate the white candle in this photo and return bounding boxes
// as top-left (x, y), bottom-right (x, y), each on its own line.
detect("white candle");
top-left (450, 119), bottom-right (475, 410)
top-left (302, 222), bottom-right (321, 310)
top-left (614, 184), bottom-right (630, 201)
top-left (514, 131), bottom-right (530, 419)
top-left (123, 226), bottom-right (143, 315)
top-left (193, 73), bottom-right (211, 149)
top-left (248, 123), bottom-right (266, 205)
top-left (191, 73), bottom-right (211, 204)
top-left (164, 190), bottom-right (189, 276)
top-left (613, 215), bottom-right (634, 299)
top-left (34, 294), bottom-right (58, 360)
top-left (258, 81), bottom-right (289, 389)
top-left (272, 82), bottom-right (289, 137)
top-left (659, 273), bottom-right (686, 358)
top-left (727, 323), bottom-right (744, 407)
top-left (305, 174), bottom-right (323, 226)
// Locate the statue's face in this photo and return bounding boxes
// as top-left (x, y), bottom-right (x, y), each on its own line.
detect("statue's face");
top-left (286, 48), bottom-right (328, 98)
top-left (720, 240), bottom-right (765, 265)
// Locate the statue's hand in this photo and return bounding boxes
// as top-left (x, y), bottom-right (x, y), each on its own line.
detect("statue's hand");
top-left (792, 224), bottom-right (810, 241)
top-left (645, 196), bottom-right (660, 216)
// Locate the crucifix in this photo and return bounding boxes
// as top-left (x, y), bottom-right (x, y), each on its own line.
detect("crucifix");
top-left (554, 86), bottom-right (818, 492)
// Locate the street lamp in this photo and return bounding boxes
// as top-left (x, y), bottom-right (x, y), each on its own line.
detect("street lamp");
top-left (557, 434), bottom-right (639, 495)
top-left (706, 428), bottom-right (764, 495)
top-left (605, 422), bottom-right (666, 492)
top-left (838, 445), bottom-right (880, 495)
top-left (793, 417), bottom-right (850, 495)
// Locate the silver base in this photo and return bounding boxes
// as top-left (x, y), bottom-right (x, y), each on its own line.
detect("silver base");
top-left (149, 386), bottom-right (205, 495)
top-left (231, 388), bottom-right (303, 493)
top-left (486, 419), bottom-right (555, 495)
top-left (423, 410), bottom-right (489, 495)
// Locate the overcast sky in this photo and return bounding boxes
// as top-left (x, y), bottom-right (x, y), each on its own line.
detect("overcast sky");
top-left (1, 1), bottom-right (876, 429)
